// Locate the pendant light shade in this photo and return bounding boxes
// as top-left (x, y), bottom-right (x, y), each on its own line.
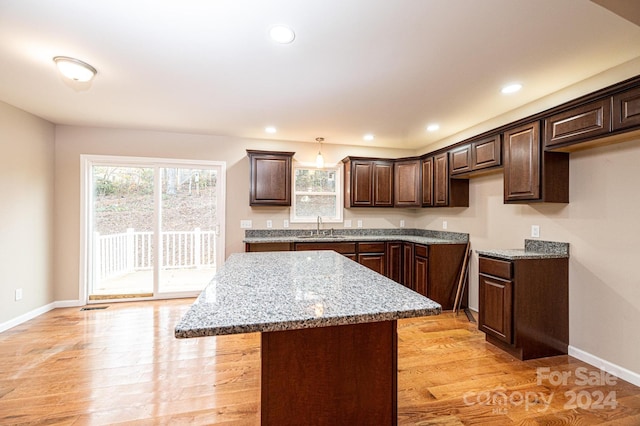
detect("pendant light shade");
top-left (315, 137), bottom-right (325, 168)
top-left (53, 56), bottom-right (97, 82)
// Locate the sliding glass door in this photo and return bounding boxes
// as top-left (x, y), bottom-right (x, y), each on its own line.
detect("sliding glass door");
top-left (83, 156), bottom-right (225, 302)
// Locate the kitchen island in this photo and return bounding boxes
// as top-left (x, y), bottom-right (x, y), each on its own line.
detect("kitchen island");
top-left (175, 250), bottom-right (441, 425)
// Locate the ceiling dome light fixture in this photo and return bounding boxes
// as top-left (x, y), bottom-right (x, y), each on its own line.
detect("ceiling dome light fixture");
top-left (363, 134), bottom-right (375, 141)
top-left (315, 137), bottom-right (325, 169)
top-left (269, 25), bottom-right (296, 44)
top-left (426, 124), bottom-right (440, 132)
top-left (53, 56), bottom-right (97, 82)
top-left (501, 83), bottom-right (522, 94)
top-left (265, 126), bottom-right (277, 134)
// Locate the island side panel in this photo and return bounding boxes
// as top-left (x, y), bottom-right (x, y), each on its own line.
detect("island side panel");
top-left (261, 320), bottom-right (398, 426)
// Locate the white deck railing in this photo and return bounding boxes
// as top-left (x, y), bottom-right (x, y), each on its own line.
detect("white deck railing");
top-left (94, 228), bottom-right (216, 280)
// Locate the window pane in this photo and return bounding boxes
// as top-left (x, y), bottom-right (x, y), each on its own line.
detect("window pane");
top-left (294, 169), bottom-right (336, 192)
top-left (295, 195), bottom-right (337, 217)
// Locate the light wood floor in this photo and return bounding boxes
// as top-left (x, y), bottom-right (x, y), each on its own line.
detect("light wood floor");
top-left (1, 300), bottom-right (639, 425)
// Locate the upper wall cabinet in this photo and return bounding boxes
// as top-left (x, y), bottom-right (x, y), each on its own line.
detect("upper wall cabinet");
top-left (544, 99), bottom-right (611, 149)
top-left (450, 134), bottom-right (502, 176)
top-left (247, 150), bottom-right (295, 206)
top-left (424, 153), bottom-right (469, 207)
top-left (503, 122), bottom-right (568, 203)
top-left (613, 86), bottom-right (640, 131)
top-left (343, 157), bottom-right (394, 207)
top-left (394, 158), bottom-right (422, 207)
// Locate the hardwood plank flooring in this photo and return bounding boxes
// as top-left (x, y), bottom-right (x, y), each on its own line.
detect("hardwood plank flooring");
top-left (1, 299), bottom-right (638, 425)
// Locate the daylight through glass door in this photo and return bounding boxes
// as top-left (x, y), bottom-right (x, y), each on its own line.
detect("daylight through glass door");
top-left (86, 158), bottom-right (225, 301)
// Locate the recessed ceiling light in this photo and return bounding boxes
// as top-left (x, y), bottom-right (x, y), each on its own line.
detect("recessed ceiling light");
top-left (501, 83), bottom-right (522, 94)
top-left (269, 25), bottom-right (295, 44)
top-left (265, 126), bottom-right (277, 134)
top-left (426, 124), bottom-right (440, 132)
top-left (53, 56), bottom-right (97, 82)
top-left (363, 134), bottom-right (375, 141)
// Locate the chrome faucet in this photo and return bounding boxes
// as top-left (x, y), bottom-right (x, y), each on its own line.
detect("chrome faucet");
top-left (317, 216), bottom-right (322, 235)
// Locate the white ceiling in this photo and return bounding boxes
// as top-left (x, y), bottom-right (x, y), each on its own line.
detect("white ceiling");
top-left (1, 0), bottom-right (640, 150)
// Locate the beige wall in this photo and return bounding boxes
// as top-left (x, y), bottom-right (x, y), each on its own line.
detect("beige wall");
top-left (0, 101), bottom-right (55, 324)
top-left (53, 125), bottom-right (413, 301)
top-left (417, 137), bottom-right (640, 375)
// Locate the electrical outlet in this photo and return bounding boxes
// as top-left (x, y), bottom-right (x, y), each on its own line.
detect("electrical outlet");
top-left (357, 220), bottom-right (363, 228)
top-left (15, 288), bottom-right (23, 301)
top-left (531, 225), bottom-right (540, 238)
top-left (344, 219), bottom-right (352, 228)
top-left (400, 220), bottom-right (405, 228)
top-left (266, 220), bottom-right (273, 228)
top-left (283, 219), bottom-right (289, 228)
top-left (442, 221), bottom-right (448, 230)
top-left (240, 220), bottom-right (252, 229)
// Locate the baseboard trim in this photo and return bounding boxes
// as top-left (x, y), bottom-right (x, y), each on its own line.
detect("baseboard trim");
top-left (569, 345), bottom-right (640, 387)
top-left (0, 300), bottom-right (84, 333)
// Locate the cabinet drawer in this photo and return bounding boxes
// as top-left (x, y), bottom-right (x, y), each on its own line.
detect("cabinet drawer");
top-left (358, 242), bottom-right (385, 253)
top-left (294, 242), bottom-right (356, 254)
top-left (414, 244), bottom-right (428, 258)
top-left (479, 257), bottom-right (512, 280)
top-left (544, 99), bottom-right (611, 148)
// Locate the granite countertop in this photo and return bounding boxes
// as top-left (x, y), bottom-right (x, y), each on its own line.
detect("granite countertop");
top-left (476, 239), bottom-right (570, 260)
top-left (175, 251), bottom-right (441, 338)
top-left (243, 228), bottom-right (468, 245)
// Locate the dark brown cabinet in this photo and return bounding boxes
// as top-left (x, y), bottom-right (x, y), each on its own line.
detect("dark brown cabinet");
top-left (425, 153), bottom-right (468, 207)
top-left (343, 157), bottom-right (393, 207)
top-left (385, 242), bottom-right (403, 282)
top-left (449, 145), bottom-right (472, 175)
top-left (421, 157), bottom-right (433, 206)
top-left (247, 150), bottom-right (294, 206)
top-left (613, 85), bottom-right (640, 131)
top-left (357, 243), bottom-right (386, 275)
top-left (413, 244), bottom-right (428, 296)
top-left (394, 158), bottom-right (422, 207)
top-left (544, 99), bottom-right (611, 149)
top-left (294, 242), bottom-right (357, 257)
top-left (478, 255), bottom-right (568, 360)
top-left (503, 121), bottom-right (569, 203)
top-left (401, 243), bottom-right (414, 289)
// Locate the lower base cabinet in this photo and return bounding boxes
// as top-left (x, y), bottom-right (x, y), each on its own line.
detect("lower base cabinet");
top-left (246, 240), bottom-right (467, 310)
top-left (478, 255), bottom-right (568, 360)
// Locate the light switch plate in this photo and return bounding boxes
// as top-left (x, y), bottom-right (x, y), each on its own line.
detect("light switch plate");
top-left (357, 220), bottom-right (363, 228)
top-left (240, 220), bottom-right (252, 229)
top-left (400, 220), bottom-right (405, 228)
top-left (283, 219), bottom-right (289, 228)
top-left (442, 221), bottom-right (448, 230)
top-left (531, 225), bottom-right (540, 238)
top-left (266, 220), bottom-right (273, 228)
top-left (15, 288), bottom-right (23, 301)
top-left (344, 219), bottom-right (352, 228)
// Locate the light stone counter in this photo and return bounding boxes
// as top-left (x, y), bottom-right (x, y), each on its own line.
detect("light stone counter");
top-left (175, 250), bottom-right (441, 338)
top-left (476, 239), bottom-right (570, 260)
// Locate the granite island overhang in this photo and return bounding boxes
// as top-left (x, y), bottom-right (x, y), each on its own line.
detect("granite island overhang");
top-left (175, 250), bottom-right (441, 425)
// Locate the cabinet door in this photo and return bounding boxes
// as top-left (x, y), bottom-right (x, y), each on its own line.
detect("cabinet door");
top-left (413, 256), bottom-right (428, 296)
top-left (433, 153), bottom-right (449, 206)
top-left (479, 274), bottom-right (513, 344)
top-left (358, 253), bottom-right (386, 275)
top-left (544, 99), bottom-right (611, 148)
top-left (402, 243), bottom-right (414, 289)
top-left (613, 86), bottom-right (640, 131)
top-left (294, 242), bottom-right (357, 255)
top-left (449, 145), bottom-right (472, 175)
top-left (472, 135), bottom-right (501, 170)
top-left (373, 161), bottom-right (394, 206)
top-left (351, 161), bottom-right (374, 206)
top-left (247, 151), bottom-right (294, 206)
top-left (386, 242), bottom-right (403, 282)
top-left (394, 159), bottom-right (421, 207)
top-left (504, 122), bottom-right (540, 202)
top-left (421, 158), bottom-right (433, 206)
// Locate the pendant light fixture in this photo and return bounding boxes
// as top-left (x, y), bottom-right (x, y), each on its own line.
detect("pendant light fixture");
top-left (53, 56), bottom-right (97, 82)
top-left (315, 137), bottom-right (325, 169)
